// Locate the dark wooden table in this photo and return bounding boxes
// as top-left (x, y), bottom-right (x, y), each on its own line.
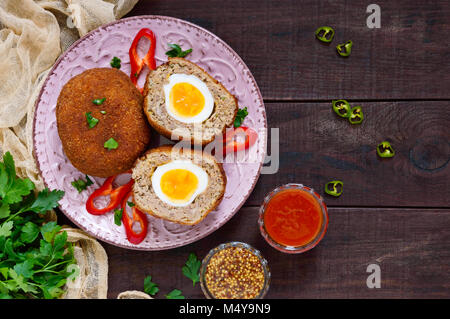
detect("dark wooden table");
top-left (60, 0), bottom-right (450, 298)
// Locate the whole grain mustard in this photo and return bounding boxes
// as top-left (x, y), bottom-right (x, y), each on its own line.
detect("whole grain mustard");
top-left (204, 246), bottom-right (265, 299)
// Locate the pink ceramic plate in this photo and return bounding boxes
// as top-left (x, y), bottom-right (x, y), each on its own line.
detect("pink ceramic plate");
top-left (33, 16), bottom-right (267, 250)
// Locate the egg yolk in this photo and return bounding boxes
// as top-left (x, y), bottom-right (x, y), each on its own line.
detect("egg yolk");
top-left (160, 169), bottom-right (199, 203)
top-left (169, 82), bottom-right (205, 117)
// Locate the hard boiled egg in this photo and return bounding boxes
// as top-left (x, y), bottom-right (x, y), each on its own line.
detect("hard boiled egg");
top-left (163, 74), bottom-right (214, 123)
top-left (151, 160), bottom-right (209, 207)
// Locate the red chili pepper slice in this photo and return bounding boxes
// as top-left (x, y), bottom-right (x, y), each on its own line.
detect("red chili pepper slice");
top-left (223, 126), bottom-right (258, 155)
top-left (86, 174), bottom-right (134, 215)
top-left (121, 192), bottom-right (148, 245)
top-left (129, 28), bottom-right (156, 89)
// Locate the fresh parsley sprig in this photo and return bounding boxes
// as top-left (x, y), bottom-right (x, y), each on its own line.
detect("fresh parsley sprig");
top-left (165, 43), bottom-right (192, 58)
top-left (165, 289), bottom-right (185, 299)
top-left (234, 107), bottom-right (249, 128)
top-left (110, 56), bottom-right (121, 69)
top-left (114, 208), bottom-right (123, 226)
top-left (71, 175), bottom-right (94, 193)
top-left (143, 275), bottom-right (159, 296)
top-left (182, 253), bottom-right (201, 287)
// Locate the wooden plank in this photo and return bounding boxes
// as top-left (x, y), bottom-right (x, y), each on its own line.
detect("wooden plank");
top-left (100, 207), bottom-right (450, 298)
top-left (246, 100), bottom-right (450, 207)
top-left (125, 0), bottom-right (450, 100)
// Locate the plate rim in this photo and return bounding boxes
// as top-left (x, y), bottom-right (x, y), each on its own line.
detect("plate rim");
top-left (32, 15), bottom-right (267, 251)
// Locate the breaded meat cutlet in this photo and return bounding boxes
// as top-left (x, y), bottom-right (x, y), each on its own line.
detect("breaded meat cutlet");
top-left (56, 68), bottom-right (151, 177)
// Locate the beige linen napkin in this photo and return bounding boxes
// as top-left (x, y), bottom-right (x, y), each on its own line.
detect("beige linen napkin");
top-left (0, 0), bottom-right (140, 299)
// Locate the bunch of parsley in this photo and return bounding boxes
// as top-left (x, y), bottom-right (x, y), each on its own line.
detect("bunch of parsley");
top-left (0, 152), bottom-right (77, 299)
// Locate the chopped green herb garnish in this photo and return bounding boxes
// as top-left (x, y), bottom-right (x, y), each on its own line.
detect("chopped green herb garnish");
top-left (234, 107), bottom-right (249, 128)
top-left (182, 253), bottom-right (201, 287)
top-left (100, 110), bottom-right (106, 115)
top-left (71, 175), bottom-right (94, 193)
top-left (127, 201), bottom-right (135, 207)
top-left (104, 138), bottom-right (118, 150)
top-left (165, 43), bottom-right (193, 58)
top-left (110, 56), bottom-right (121, 69)
top-left (144, 275), bottom-right (159, 296)
top-left (114, 208), bottom-right (123, 226)
top-left (85, 112), bottom-right (99, 128)
top-left (165, 289), bottom-right (185, 299)
top-left (92, 98), bottom-right (106, 105)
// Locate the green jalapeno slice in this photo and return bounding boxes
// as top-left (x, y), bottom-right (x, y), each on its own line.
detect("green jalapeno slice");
top-left (325, 180), bottom-right (344, 197)
top-left (336, 40), bottom-right (353, 57)
top-left (348, 106), bottom-right (364, 124)
top-left (377, 141), bottom-right (395, 158)
top-left (315, 26), bottom-right (335, 43)
top-left (332, 99), bottom-right (351, 118)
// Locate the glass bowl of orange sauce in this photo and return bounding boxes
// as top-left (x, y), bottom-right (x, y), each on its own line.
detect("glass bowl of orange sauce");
top-left (258, 183), bottom-right (328, 254)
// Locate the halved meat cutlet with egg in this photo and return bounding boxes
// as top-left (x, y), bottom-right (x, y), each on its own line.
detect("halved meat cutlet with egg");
top-left (56, 68), bottom-right (151, 177)
top-left (132, 145), bottom-right (226, 225)
top-left (143, 57), bottom-right (238, 145)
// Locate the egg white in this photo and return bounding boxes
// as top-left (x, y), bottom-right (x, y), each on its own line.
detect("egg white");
top-left (151, 160), bottom-right (209, 207)
top-left (163, 74), bottom-right (214, 124)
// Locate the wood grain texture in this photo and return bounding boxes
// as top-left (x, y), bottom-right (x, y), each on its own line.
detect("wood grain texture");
top-left (56, 0), bottom-right (450, 299)
top-left (125, 0), bottom-right (450, 100)
top-left (98, 207), bottom-right (450, 299)
top-left (247, 101), bottom-right (450, 207)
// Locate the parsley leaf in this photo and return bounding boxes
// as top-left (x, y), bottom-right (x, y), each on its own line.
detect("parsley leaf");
top-left (71, 175), bottom-right (94, 193)
top-left (127, 201), bottom-right (135, 207)
top-left (0, 153), bottom-right (35, 205)
top-left (165, 289), bottom-right (185, 299)
top-left (110, 56), bottom-right (121, 69)
top-left (234, 107), bottom-right (249, 128)
top-left (40, 221), bottom-right (62, 243)
top-left (182, 253), bottom-right (201, 287)
top-left (8, 269), bottom-right (37, 294)
top-left (0, 201), bottom-right (10, 219)
top-left (143, 275), bottom-right (159, 296)
top-left (113, 209), bottom-right (123, 226)
top-left (13, 260), bottom-right (34, 279)
top-left (104, 138), bottom-right (119, 150)
top-left (20, 222), bottom-right (40, 243)
top-left (165, 43), bottom-right (193, 58)
top-left (85, 112), bottom-right (99, 129)
top-left (53, 231), bottom-right (68, 252)
top-left (100, 110), bottom-right (107, 115)
top-left (29, 188), bottom-right (65, 213)
top-left (92, 98), bottom-right (106, 105)
top-left (2, 178), bottom-right (34, 205)
top-left (0, 221), bottom-right (13, 237)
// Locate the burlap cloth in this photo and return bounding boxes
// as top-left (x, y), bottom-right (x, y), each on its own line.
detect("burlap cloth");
top-left (0, 0), bottom-right (140, 299)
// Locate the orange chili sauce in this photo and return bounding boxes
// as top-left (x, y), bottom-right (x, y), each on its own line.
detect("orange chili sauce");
top-left (263, 189), bottom-right (323, 247)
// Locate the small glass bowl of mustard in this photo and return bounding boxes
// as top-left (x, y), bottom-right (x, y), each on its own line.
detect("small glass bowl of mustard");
top-left (258, 183), bottom-right (329, 254)
top-left (199, 241), bottom-right (270, 299)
